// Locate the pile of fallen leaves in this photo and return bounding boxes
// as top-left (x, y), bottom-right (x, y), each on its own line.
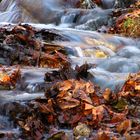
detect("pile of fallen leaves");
top-left (109, 1), bottom-right (140, 37)
top-left (0, 24), bottom-right (140, 139)
top-left (0, 66), bottom-right (20, 89)
top-left (7, 64), bottom-right (140, 139)
top-left (0, 24), bottom-right (69, 68)
top-left (114, 9), bottom-right (140, 37)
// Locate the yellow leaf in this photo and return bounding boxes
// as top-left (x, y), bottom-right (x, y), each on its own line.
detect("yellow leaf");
top-left (135, 85), bottom-right (140, 90)
top-left (95, 50), bottom-right (107, 58)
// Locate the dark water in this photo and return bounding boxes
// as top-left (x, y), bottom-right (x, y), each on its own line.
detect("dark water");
top-left (0, 0), bottom-right (140, 138)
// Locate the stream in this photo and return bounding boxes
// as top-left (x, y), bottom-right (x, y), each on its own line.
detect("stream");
top-left (0, 0), bottom-right (140, 139)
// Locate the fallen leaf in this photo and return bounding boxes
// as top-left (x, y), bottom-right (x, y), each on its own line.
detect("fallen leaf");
top-left (117, 120), bottom-right (132, 134)
top-left (103, 88), bottom-right (111, 101)
top-left (84, 103), bottom-right (94, 110)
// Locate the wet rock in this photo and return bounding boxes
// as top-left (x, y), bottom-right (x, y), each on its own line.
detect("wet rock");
top-left (101, 0), bottom-right (115, 9)
top-left (75, 8), bottom-right (113, 30)
top-left (76, 16), bottom-right (109, 31)
top-left (73, 123), bottom-right (91, 139)
top-left (80, 0), bottom-right (97, 9)
top-left (0, 0), bottom-right (113, 30)
top-left (114, 0), bottom-right (137, 8)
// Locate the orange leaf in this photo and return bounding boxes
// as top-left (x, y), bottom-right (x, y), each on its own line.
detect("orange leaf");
top-left (97, 131), bottom-right (110, 140)
top-left (84, 103), bottom-right (93, 110)
top-left (116, 120), bottom-right (132, 134)
top-left (1, 75), bottom-right (10, 83)
top-left (103, 88), bottom-right (111, 101)
top-left (92, 105), bottom-right (105, 121)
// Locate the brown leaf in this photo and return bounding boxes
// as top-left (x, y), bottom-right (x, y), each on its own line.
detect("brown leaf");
top-left (92, 94), bottom-right (101, 105)
top-left (103, 88), bottom-right (111, 101)
top-left (59, 80), bottom-right (73, 91)
top-left (116, 120), bottom-right (132, 134)
top-left (78, 90), bottom-right (93, 104)
top-left (69, 113), bottom-right (82, 124)
top-left (110, 113), bottom-right (126, 124)
top-left (120, 72), bottom-right (140, 98)
top-left (92, 105), bottom-right (105, 121)
top-left (97, 131), bottom-right (110, 140)
top-left (37, 99), bottom-right (55, 114)
top-left (57, 98), bottom-right (80, 110)
top-left (85, 81), bottom-right (95, 93)
top-left (84, 103), bottom-right (94, 110)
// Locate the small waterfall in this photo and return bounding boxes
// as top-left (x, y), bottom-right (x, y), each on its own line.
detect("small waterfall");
top-left (0, 0), bottom-right (113, 28)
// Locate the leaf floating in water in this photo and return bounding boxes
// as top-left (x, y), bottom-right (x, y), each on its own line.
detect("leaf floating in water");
top-left (95, 50), bottom-right (107, 58)
top-left (84, 49), bottom-right (108, 58)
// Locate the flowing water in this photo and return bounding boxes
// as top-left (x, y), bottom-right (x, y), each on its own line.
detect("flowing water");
top-left (0, 0), bottom-right (140, 138)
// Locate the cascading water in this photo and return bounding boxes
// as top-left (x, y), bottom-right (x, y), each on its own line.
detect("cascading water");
top-left (0, 0), bottom-right (140, 139)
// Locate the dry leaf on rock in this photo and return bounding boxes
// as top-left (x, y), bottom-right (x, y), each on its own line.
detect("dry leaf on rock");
top-left (0, 66), bottom-right (20, 89)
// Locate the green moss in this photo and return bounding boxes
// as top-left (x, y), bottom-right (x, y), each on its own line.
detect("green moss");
top-left (123, 18), bottom-right (134, 28)
top-left (121, 16), bottom-right (140, 37)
